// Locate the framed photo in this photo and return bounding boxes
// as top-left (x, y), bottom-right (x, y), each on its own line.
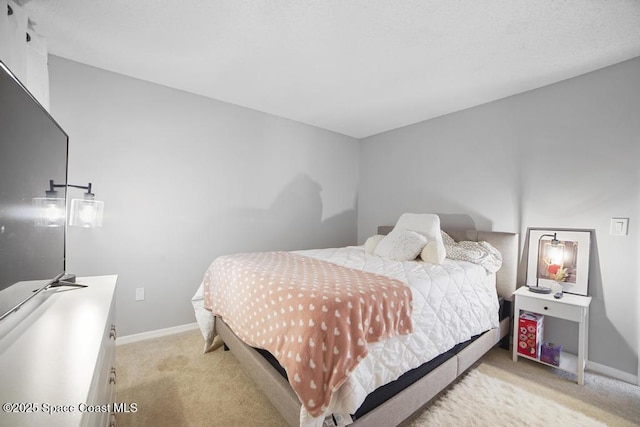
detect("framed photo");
top-left (526, 228), bottom-right (591, 296)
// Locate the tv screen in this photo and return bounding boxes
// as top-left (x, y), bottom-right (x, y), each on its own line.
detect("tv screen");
top-left (0, 61), bottom-right (68, 320)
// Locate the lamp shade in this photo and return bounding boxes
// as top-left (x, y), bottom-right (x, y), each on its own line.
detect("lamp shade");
top-left (544, 242), bottom-right (565, 267)
top-left (69, 198), bottom-right (104, 227)
top-left (33, 197), bottom-right (66, 227)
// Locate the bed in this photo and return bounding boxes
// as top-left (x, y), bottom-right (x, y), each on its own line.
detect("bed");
top-left (192, 214), bottom-right (518, 427)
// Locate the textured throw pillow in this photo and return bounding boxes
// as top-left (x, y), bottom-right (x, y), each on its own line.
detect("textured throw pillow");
top-left (394, 213), bottom-right (447, 264)
top-left (364, 234), bottom-right (385, 254)
top-left (440, 231), bottom-right (503, 273)
top-left (374, 229), bottom-right (427, 261)
top-left (441, 230), bottom-right (456, 246)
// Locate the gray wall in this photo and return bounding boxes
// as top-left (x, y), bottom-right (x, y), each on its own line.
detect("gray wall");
top-left (48, 56), bottom-right (359, 336)
top-left (359, 57), bottom-right (640, 378)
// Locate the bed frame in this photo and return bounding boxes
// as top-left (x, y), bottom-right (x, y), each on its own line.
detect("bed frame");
top-left (215, 228), bottom-right (518, 426)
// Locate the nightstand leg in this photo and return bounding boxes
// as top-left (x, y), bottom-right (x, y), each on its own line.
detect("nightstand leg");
top-left (578, 315), bottom-right (586, 385)
top-left (512, 304), bottom-right (519, 362)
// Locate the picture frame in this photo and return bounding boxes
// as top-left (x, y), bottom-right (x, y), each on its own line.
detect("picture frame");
top-left (526, 228), bottom-right (591, 296)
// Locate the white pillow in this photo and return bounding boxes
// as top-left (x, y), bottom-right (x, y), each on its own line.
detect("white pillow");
top-left (364, 234), bottom-right (385, 254)
top-left (394, 213), bottom-right (446, 264)
top-left (373, 229), bottom-right (427, 261)
top-left (420, 242), bottom-right (444, 264)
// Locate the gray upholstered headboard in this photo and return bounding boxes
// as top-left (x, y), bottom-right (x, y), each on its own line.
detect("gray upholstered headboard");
top-left (377, 226), bottom-right (518, 301)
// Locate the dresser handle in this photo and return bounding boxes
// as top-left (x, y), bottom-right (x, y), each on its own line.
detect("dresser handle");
top-left (109, 367), bottom-right (117, 385)
top-left (544, 306), bottom-right (548, 310)
top-left (109, 325), bottom-right (117, 340)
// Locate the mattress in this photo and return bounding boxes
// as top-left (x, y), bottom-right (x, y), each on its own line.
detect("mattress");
top-left (193, 245), bottom-right (500, 426)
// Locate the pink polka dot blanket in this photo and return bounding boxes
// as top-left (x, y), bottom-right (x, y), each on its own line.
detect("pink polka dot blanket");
top-left (202, 251), bottom-right (413, 416)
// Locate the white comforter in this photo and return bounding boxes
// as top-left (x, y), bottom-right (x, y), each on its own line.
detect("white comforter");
top-left (192, 246), bottom-right (499, 427)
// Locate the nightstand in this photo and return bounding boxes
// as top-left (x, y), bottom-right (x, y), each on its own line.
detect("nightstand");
top-left (511, 286), bottom-right (592, 385)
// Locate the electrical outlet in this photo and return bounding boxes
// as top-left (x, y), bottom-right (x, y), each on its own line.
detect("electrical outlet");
top-left (135, 287), bottom-right (145, 301)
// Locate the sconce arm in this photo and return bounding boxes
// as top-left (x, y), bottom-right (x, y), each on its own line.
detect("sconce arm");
top-left (49, 180), bottom-right (94, 197)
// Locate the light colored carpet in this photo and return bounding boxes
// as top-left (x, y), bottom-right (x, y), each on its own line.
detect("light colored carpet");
top-left (406, 368), bottom-right (604, 426)
top-left (116, 329), bottom-right (640, 426)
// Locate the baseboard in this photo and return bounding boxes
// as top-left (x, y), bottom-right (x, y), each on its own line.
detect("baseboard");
top-left (117, 322), bottom-right (199, 346)
top-left (587, 360), bottom-right (638, 385)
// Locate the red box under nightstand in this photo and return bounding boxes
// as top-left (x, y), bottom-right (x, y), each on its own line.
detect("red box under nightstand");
top-left (517, 311), bottom-right (544, 358)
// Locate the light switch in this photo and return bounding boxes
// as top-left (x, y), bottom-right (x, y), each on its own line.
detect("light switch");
top-left (610, 218), bottom-right (629, 236)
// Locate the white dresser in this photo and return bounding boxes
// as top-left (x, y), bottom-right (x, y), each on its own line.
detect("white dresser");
top-left (0, 275), bottom-right (117, 427)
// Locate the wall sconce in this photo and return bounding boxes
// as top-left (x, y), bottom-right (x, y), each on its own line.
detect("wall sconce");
top-left (34, 179), bottom-right (104, 227)
top-left (529, 232), bottom-right (562, 294)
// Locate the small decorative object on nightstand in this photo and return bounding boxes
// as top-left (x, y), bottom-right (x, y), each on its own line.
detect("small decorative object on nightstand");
top-left (512, 286), bottom-right (591, 385)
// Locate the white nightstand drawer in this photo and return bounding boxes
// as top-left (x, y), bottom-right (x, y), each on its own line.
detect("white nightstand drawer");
top-left (518, 296), bottom-right (583, 322)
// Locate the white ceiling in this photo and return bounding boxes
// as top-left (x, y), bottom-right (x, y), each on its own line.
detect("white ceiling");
top-left (22, 0), bottom-right (640, 139)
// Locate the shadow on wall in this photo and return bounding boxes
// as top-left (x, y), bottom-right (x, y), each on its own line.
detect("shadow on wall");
top-left (436, 213), bottom-right (477, 231)
top-left (218, 174), bottom-right (356, 254)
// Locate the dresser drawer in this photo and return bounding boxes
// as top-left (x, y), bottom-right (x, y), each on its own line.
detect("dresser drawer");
top-left (517, 296), bottom-right (583, 322)
top-left (82, 283), bottom-right (117, 427)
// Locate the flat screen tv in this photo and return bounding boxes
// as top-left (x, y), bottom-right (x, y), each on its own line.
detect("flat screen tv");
top-left (0, 60), bottom-right (68, 321)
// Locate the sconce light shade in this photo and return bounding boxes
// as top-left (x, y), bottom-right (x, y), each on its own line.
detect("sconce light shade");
top-left (69, 198), bottom-right (104, 227)
top-left (33, 197), bottom-right (66, 227)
